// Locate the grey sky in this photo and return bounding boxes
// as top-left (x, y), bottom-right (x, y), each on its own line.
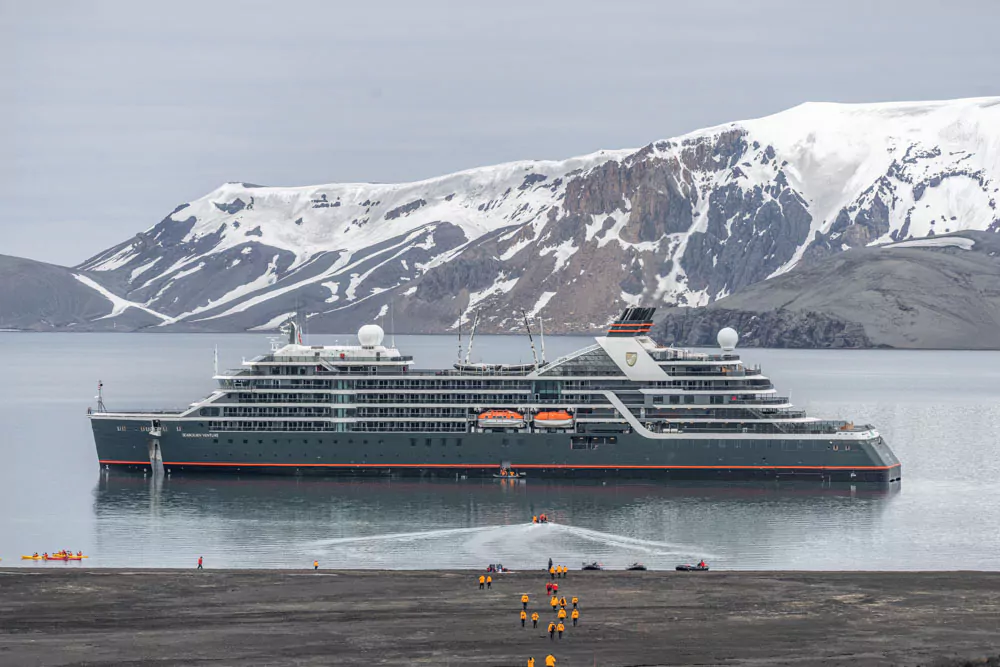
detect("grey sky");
top-left (3, 0), bottom-right (998, 266)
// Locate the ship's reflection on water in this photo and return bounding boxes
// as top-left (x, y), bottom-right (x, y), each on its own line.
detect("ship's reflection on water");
top-left (93, 471), bottom-right (896, 571)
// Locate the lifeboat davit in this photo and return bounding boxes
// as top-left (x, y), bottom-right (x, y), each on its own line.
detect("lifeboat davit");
top-left (533, 410), bottom-right (574, 428)
top-left (477, 409), bottom-right (525, 428)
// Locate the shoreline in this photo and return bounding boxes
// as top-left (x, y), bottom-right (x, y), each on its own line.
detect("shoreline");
top-left (2, 569), bottom-right (998, 666)
top-left (3, 330), bottom-right (1000, 350)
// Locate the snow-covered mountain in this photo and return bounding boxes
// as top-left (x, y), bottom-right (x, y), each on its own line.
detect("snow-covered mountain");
top-left (56, 97), bottom-right (1000, 332)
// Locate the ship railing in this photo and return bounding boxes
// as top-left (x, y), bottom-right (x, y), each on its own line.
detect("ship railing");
top-left (210, 425), bottom-right (342, 432)
top-left (95, 408), bottom-right (187, 415)
top-left (353, 397), bottom-right (609, 404)
top-left (349, 427), bottom-right (468, 433)
top-left (663, 369), bottom-right (749, 377)
top-left (726, 396), bottom-right (789, 405)
top-left (649, 350), bottom-right (741, 362)
top-left (644, 408), bottom-right (807, 419)
top-left (256, 355), bottom-right (415, 364)
top-left (662, 421), bottom-right (874, 435)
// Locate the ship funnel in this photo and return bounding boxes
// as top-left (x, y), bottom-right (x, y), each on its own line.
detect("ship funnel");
top-left (606, 307), bottom-right (656, 337)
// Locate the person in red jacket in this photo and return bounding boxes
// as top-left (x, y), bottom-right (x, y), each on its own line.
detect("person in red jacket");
top-left (197, 556), bottom-right (203, 570)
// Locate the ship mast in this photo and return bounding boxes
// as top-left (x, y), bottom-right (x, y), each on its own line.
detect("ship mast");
top-left (465, 310), bottom-right (480, 364)
top-left (539, 315), bottom-right (546, 365)
top-left (96, 380), bottom-right (106, 413)
top-left (521, 309), bottom-right (540, 368)
top-left (457, 310), bottom-right (463, 363)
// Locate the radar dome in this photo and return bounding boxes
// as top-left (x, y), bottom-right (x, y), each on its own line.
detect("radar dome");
top-left (358, 324), bottom-right (385, 347)
top-left (717, 327), bottom-right (739, 352)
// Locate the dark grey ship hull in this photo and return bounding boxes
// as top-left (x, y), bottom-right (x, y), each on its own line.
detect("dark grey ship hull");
top-left (91, 418), bottom-right (901, 485)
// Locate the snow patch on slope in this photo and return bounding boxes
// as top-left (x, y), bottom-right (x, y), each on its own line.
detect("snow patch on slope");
top-left (73, 274), bottom-right (171, 322)
top-left (527, 291), bottom-right (557, 318)
top-left (183, 255), bottom-right (281, 322)
top-left (249, 311), bottom-right (296, 331)
top-left (887, 236), bottom-right (975, 250)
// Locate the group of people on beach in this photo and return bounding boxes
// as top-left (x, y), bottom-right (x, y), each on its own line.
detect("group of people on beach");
top-left (474, 556), bottom-right (579, 666)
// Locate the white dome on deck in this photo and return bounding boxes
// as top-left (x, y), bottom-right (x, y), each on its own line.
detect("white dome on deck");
top-left (717, 327), bottom-right (739, 352)
top-left (358, 324), bottom-right (385, 347)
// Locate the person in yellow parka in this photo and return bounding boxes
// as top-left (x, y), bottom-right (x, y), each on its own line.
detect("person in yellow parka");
top-left (479, 574), bottom-right (485, 590)
top-left (549, 566), bottom-right (555, 580)
top-left (571, 596), bottom-right (578, 608)
top-left (557, 607), bottom-right (566, 622)
top-left (547, 621), bottom-right (556, 640)
top-left (545, 656), bottom-right (556, 667)
top-left (556, 622), bottom-right (565, 639)
top-left (528, 658), bottom-right (535, 667)
top-left (531, 611), bottom-right (539, 628)
top-left (486, 575), bottom-right (492, 590)
top-left (550, 595), bottom-right (558, 611)
top-left (520, 610), bottom-right (527, 627)
top-left (313, 560), bottom-right (319, 570)
top-left (521, 593), bottom-right (530, 610)
top-left (571, 608), bottom-right (579, 626)
top-left (559, 597), bottom-right (567, 608)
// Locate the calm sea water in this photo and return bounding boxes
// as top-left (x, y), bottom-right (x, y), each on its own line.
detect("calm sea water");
top-left (2, 332), bottom-right (999, 571)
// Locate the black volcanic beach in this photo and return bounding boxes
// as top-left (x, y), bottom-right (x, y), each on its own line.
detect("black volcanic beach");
top-left (2, 569), bottom-right (999, 666)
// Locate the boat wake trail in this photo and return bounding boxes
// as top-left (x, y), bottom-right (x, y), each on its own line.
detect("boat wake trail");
top-left (545, 523), bottom-right (711, 557)
top-left (309, 526), bottom-right (495, 547)
top-left (303, 522), bottom-right (712, 570)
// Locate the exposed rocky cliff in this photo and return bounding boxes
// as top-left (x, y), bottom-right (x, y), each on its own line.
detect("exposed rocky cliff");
top-left (652, 232), bottom-right (1000, 349)
top-left (4, 97), bottom-right (1000, 339)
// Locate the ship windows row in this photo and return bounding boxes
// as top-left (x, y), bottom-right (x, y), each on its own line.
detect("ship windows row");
top-left (354, 379), bottom-right (530, 390)
top-left (649, 380), bottom-right (773, 390)
top-left (208, 420), bottom-right (340, 432)
top-left (357, 407), bottom-right (468, 418)
top-left (228, 392), bottom-right (344, 404)
top-left (222, 406), bottom-right (340, 418)
top-left (357, 393), bottom-right (527, 404)
top-left (353, 422), bottom-right (466, 433)
top-left (649, 395), bottom-right (776, 406)
top-left (223, 379), bottom-right (336, 390)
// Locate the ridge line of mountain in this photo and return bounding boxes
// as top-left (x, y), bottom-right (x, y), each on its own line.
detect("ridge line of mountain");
top-left (3, 96), bottom-right (1000, 346)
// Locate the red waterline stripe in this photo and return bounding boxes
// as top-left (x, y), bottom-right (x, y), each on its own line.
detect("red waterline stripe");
top-left (100, 460), bottom-right (901, 471)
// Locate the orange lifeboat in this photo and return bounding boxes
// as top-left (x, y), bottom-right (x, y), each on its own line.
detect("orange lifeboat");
top-left (533, 410), bottom-right (574, 428)
top-left (477, 409), bottom-right (525, 428)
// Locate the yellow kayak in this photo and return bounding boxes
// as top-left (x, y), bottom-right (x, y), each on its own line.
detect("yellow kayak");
top-left (21, 555), bottom-right (44, 560)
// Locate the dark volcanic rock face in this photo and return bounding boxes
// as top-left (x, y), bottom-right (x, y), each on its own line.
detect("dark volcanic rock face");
top-left (656, 307), bottom-right (876, 349)
top-left (651, 231), bottom-right (1000, 349)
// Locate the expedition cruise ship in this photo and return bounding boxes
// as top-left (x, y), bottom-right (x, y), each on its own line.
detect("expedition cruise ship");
top-left (89, 308), bottom-right (901, 484)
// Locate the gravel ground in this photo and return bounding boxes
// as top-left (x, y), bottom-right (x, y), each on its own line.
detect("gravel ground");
top-left (1, 569), bottom-right (998, 666)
